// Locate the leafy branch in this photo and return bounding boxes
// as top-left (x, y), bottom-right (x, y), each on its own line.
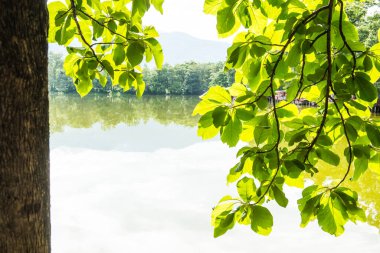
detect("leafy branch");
top-left (198, 0), bottom-right (380, 237)
top-left (69, 0), bottom-right (105, 71)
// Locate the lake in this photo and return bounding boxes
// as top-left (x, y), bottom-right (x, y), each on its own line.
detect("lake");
top-left (50, 94), bottom-right (380, 253)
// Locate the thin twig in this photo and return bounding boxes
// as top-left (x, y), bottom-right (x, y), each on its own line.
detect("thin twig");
top-left (330, 97), bottom-right (353, 189)
top-left (337, 0), bottom-right (356, 78)
top-left (302, 0), bottom-right (334, 164)
top-left (70, 0), bottom-right (105, 70)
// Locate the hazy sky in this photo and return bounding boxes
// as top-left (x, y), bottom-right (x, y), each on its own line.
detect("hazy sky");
top-left (144, 0), bottom-right (219, 41)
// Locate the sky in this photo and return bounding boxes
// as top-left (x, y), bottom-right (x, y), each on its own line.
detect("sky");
top-left (144, 0), bottom-right (220, 41)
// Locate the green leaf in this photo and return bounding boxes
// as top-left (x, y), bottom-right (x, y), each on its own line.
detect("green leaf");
top-left (365, 124), bottom-right (380, 147)
top-left (299, 194), bottom-right (322, 227)
top-left (345, 123), bottom-right (358, 142)
top-left (197, 112), bottom-right (220, 139)
top-left (226, 44), bottom-right (249, 68)
top-left (352, 157), bottom-right (368, 181)
top-left (48, 1), bottom-right (68, 27)
top-left (316, 135), bottom-right (333, 146)
top-left (97, 72), bottom-right (107, 87)
top-left (254, 115), bottom-right (270, 145)
top-left (333, 188), bottom-right (366, 223)
top-left (237, 3), bottom-right (251, 28)
top-left (316, 148), bottom-right (340, 166)
top-left (252, 156), bottom-right (270, 181)
top-left (204, 0), bottom-right (223, 15)
top-left (212, 199), bottom-right (236, 238)
top-left (127, 42), bottom-right (145, 67)
top-left (216, 6), bottom-right (238, 38)
top-left (193, 100), bottom-right (220, 116)
top-left (236, 205), bottom-right (251, 225)
top-left (317, 201), bottom-right (345, 236)
top-left (151, 0), bottom-right (164, 14)
top-left (247, 60), bottom-right (262, 90)
top-left (55, 14), bottom-right (75, 45)
top-left (132, 0), bottom-right (150, 17)
top-left (237, 177), bottom-right (257, 202)
top-left (144, 26), bottom-right (159, 38)
top-left (283, 159), bottom-right (304, 178)
top-left (107, 20), bottom-right (117, 33)
top-left (118, 72), bottom-right (133, 91)
top-left (113, 45), bottom-right (125, 66)
top-left (250, 206), bottom-right (273, 236)
top-left (272, 185), bottom-right (288, 208)
top-left (236, 108), bottom-right (255, 121)
top-left (221, 116), bottom-right (242, 147)
top-left (201, 85), bottom-right (231, 104)
top-left (75, 77), bottom-right (93, 97)
top-left (146, 38), bottom-right (164, 69)
top-left (134, 73), bottom-right (145, 98)
top-left (229, 83), bottom-right (247, 97)
top-left (212, 106), bottom-right (230, 127)
top-left (353, 145), bottom-right (371, 159)
top-left (101, 60), bottom-right (114, 79)
top-left (286, 42), bottom-right (301, 67)
top-left (363, 55), bottom-right (373, 71)
top-left (214, 212), bottom-right (235, 237)
top-left (355, 73), bottom-right (378, 102)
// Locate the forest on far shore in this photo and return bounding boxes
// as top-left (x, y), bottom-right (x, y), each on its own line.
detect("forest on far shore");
top-left (48, 52), bottom-right (235, 96)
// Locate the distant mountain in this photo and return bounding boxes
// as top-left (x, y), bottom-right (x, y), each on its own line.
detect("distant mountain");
top-left (49, 32), bottom-right (229, 65)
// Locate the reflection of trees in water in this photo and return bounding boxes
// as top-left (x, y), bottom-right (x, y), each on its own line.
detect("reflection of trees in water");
top-left (50, 94), bottom-right (199, 132)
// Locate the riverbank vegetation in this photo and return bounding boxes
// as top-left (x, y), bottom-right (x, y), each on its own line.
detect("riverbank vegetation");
top-left (49, 54), bottom-right (234, 95)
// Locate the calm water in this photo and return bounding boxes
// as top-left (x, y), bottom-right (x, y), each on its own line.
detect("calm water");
top-left (50, 94), bottom-right (380, 253)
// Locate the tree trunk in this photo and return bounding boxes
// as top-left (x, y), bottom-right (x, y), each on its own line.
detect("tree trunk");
top-left (0, 1), bottom-right (50, 252)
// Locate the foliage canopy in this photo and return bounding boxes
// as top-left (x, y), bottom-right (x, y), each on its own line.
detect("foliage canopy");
top-left (196, 0), bottom-right (380, 237)
top-left (49, 0), bottom-right (380, 237)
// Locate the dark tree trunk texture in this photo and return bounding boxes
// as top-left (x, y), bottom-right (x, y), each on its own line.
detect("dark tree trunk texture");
top-left (0, 1), bottom-right (50, 252)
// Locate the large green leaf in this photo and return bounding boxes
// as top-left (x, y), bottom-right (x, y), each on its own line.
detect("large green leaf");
top-left (151, 0), bottom-right (164, 14)
top-left (317, 200), bottom-right (345, 236)
top-left (204, 0), bottom-right (223, 14)
top-left (250, 206), bottom-right (273, 236)
top-left (237, 177), bottom-right (257, 202)
top-left (221, 116), bottom-right (242, 147)
top-left (355, 73), bottom-right (378, 102)
top-left (217, 6), bottom-right (239, 37)
top-left (113, 45), bottom-right (126, 66)
top-left (127, 42), bottom-right (145, 67)
top-left (146, 38), bottom-right (164, 69)
top-left (366, 124), bottom-right (380, 147)
top-left (316, 148), bottom-right (340, 166)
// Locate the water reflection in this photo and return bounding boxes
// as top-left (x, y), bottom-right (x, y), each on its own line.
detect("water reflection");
top-left (50, 94), bottom-right (380, 251)
top-left (50, 94), bottom-right (199, 133)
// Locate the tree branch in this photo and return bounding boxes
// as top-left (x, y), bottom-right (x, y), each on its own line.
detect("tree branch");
top-left (70, 0), bottom-right (105, 70)
top-left (302, 0), bottom-right (334, 164)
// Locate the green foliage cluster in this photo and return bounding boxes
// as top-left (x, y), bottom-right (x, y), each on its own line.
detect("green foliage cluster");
top-left (49, 0), bottom-right (164, 97)
top-left (193, 0), bottom-right (380, 237)
top-left (48, 53), bottom-right (234, 95)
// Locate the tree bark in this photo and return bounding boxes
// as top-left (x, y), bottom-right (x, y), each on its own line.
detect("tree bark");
top-left (0, 1), bottom-right (50, 252)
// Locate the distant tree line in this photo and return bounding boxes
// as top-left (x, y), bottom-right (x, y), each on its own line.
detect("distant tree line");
top-left (48, 52), bottom-right (234, 95)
